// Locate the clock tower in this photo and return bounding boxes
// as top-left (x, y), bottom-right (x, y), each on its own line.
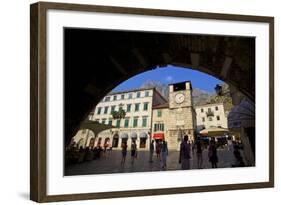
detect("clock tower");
top-left (167, 81), bottom-right (196, 149)
top-left (169, 81), bottom-right (193, 109)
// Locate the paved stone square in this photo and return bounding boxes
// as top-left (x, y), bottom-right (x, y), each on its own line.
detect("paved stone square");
top-left (65, 147), bottom-right (245, 176)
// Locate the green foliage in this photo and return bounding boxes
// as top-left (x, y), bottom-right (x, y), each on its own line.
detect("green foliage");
top-left (111, 108), bottom-right (126, 120)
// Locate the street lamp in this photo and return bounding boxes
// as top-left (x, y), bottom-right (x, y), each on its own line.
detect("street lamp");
top-left (215, 84), bottom-right (231, 96)
top-left (215, 84), bottom-right (223, 96)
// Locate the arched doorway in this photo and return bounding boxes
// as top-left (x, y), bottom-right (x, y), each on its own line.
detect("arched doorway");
top-left (97, 137), bottom-right (102, 147)
top-left (139, 132), bottom-right (148, 148)
top-left (130, 132), bottom-right (137, 142)
top-left (121, 133), bottom-right (129, 144)
top-left (112, 134), bottom-right (119, 148)
top-left (77, 139), bottom-right (84, 149)
top-left (89, 137), bottom-right (95, 149)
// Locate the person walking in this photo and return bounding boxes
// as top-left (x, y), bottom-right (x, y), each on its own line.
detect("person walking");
top-left (121, 142), bottom-right (128, 166)
top-left (208, 137), bottom-right (218, 168)
top-left (131, 140), bottom-right (137, 164)
top-left (179, 135), bottom-right (191, 170)
top-left (160, 140), bottom-right (168, 169)
top-left (149, 140), bottom-right (155, 163)
top-left (195, 138), bottom-right (203, 169)
top-left (156, 141), bottom-right (161, 160)
top-left (232, 143), bottom-right (245, 167)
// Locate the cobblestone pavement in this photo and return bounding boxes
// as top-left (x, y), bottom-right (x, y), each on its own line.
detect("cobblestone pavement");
top-left (65, 148), bottom-right (241, 176)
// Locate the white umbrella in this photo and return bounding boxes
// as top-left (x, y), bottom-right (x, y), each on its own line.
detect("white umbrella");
top-left (199, 127), bottom-right (229, 136)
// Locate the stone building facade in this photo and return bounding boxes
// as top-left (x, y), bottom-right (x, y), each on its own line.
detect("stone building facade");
top-left (152, 81), bottom-right (196, 150)
top-left (195, 102), bottom-right (228, 131)
top-left (71, 81), bottom-right (196, 151)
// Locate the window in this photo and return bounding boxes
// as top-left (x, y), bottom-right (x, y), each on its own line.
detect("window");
top-left (124, 118), bottom-right (129, 128)
top-left (142, 117), bottom-right (147, 127)
top-left (202, 117), bottom-right (205, 122)
top-left (128, 93), bottom-right (132, 99)
top-left (104, 106), bottom-right (108, 114)
top-left (116, 119), bottom-right (121, 128)
top-left (113, 95), bottom-right (117, 101)
top-left (154, 123), bottom-right (164, 131)
top-left (140, 138), bottom-right (147, 148)
top-left (108, 119), bottom-right (112, 125)
top-left (208, 108), bottom-right (212, 112)
top-left (97, 107), bottom-right (102, 115)
top-left (145, 91), bottom-right (149, 97)
top-left (137, 91), bottom-right (141, 98)
top-left (126, 104), bottom-right (131, 112)
top-left (133, 117), bottom-right (138, 127)
top-left (135, 103), bottom-right (140, 111)
top-left (201, 108), bottom-right (204, 113)
top-left (104, 96), bottom-right (110, 102)
top-left (157, 110), bottom-right (162, 117)
top-left (215, 106), bottom-right (218, 111)
top-left (143, 102), bottom-right (148, 111)
top-left (217, 116), bottom-right (220, 120)
top-left (209, 117), bottom-right (213, 121)
top-left (111, 105), bottom-right (115, 113)
top-left (102, 119), bottom-right (106, 124)
top-left (173, 82), bottom-right (186, 91)
top-left (121, 94), bottom-right (124, 100)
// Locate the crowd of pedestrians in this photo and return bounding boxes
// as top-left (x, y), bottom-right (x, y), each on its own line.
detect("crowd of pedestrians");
top-left (144, 135), bottom-right (243, 170)
top-left (66, 134), bottom-right (245, 171)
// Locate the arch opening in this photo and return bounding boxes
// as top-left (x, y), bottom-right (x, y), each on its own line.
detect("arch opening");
top-left (64, 28), bottom-right (256, 173)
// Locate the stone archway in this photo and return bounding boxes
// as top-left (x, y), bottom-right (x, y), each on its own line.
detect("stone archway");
top-left (64, 28), bottom-right (255, 145)
top-left (112, 134), bottom-right (119, 148)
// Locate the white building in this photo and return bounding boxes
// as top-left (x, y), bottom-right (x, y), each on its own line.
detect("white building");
top-left (195, 102), bottom-right (228, 131)
top-left (71, 81), bottom-right (197, 151)
top-left (72, 87), bottom-right (167, 150)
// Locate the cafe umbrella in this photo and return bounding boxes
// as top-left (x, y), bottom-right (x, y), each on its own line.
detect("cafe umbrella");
top-left (199, 126), bottom-right (229, 137)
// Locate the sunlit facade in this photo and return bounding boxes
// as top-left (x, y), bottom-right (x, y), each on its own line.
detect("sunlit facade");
top-left (195, 103), bottom-right (228, 131)
top-left (72, 81), bottom-right (198, 150)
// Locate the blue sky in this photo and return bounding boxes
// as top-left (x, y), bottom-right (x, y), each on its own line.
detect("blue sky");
top-left (112, 65), bottom-right (223, 93)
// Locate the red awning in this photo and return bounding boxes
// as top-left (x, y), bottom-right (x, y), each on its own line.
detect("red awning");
top-left (153, 133), bottom-right (164, 140)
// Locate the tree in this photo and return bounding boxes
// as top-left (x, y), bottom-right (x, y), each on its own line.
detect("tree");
top-left (111, 103), bottom-right (126, 127)
top-left (111, 109), bottom-right (126, 120)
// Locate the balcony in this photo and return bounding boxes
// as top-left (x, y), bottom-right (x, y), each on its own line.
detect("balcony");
top-left (205, 110), bottom-right (214, 117)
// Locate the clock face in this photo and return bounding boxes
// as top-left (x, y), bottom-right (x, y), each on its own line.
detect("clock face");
top-left (175, 93), bottom-right (185, 104)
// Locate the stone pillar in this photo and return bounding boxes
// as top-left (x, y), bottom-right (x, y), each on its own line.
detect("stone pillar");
top-left (127, 137), bottom-right (132, 150)
top-left (240, 128), bottom-right (255, 166)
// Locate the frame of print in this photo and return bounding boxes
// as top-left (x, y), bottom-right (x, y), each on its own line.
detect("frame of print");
top-left (30, 1), bottom-right (274, 203)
